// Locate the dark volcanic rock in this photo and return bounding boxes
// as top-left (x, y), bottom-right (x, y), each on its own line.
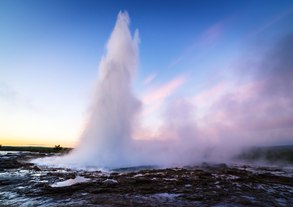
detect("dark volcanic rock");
top-left (33, 166), bottom-right (41, 171)
top-left (0, 152), bottom-right (293, 206)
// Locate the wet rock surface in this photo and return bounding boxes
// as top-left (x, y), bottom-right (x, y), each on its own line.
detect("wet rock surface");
top-left (1, 151), bottom-right (293, 206)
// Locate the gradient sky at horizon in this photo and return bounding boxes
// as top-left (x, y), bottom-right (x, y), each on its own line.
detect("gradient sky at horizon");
top-left (1, 0), bottom-right (293, 147)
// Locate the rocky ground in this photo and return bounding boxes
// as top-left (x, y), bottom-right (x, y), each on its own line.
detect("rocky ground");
top-left (1, 151), bottom-right (293, 206)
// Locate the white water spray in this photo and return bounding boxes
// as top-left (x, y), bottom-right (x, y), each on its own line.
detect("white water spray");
top-left (34, 11), bottom-right (142, 169)
top-left (68, 11), bottom-right (141, 167)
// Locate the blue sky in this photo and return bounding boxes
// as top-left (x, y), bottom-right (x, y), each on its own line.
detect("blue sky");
top-left (1, 0), bottom-right (293, 147)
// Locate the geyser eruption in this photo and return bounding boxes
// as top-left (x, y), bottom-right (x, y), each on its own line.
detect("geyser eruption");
top-left (71, 11), bottom-right (141, 167)
top-left (68, 11), bottom-right (141, 166)
top-left (35, 11), bottom-right (141, 168)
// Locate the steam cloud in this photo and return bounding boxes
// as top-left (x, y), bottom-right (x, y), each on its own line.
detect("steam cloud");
top-left (34, 11), bottom-right (293, 169)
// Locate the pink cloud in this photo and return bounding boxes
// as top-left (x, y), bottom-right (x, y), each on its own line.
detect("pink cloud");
top-left (196, 69), bottom-right (230, 89)
top-left (142, 76), bottom-right (186, 115)
top-left (200, 21), bottom-right (224, 45)
top-left (201, 74), bottom-right (293, 136)
top-left (169, 19), bottom-right (227, 67)
top-left (249, 7), bottom-right (293, 37)
top-left (143, 73), bottom-right (157, 85)
top-left (193, 82), bottom-right (231, 104)
top-left (168, 57), bottom-right (182, 67)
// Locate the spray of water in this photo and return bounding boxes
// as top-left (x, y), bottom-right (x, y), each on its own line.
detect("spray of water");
top-left (68, 11), bottom-right (142, 167)
top-left (34, 11), bottom-right (142, 169)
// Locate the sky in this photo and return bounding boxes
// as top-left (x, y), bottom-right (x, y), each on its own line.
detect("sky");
top-left (1, 0), bottom-right (293, 147)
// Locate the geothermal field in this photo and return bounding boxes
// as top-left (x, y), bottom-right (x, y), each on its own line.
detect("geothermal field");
top-left (1, 2), bottom-right (293, 207)
top-left (1, 150), bottom-right (293, 206)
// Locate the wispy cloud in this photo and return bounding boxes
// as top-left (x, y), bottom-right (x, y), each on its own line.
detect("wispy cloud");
top-left (196, 69), bottom-right (230, 89)
top-left (192, 82), bottom-right (231, 104)
top-left (168, 57), bottom-right (182, 67)
top-left (200, 21), bottom-right (224, 45)
top-left (169, 19), bottom-right (227, 67)
top-left (249, 7), bottom-right (293, 37)
top-left (142, 75), bottom-right (186, 115)
top-left (143, 73), bottom-right (157, 84)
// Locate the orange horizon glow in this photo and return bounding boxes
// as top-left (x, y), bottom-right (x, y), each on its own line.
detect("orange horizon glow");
top-left (0, 137), bottom-right (77, 148)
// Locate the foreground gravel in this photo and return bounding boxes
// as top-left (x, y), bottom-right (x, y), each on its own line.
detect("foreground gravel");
top-left (1, 151), bottom-right (293, 206)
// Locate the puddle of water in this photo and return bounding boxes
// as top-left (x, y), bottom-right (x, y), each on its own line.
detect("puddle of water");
top-left (0, 151), bottom-right (20, 155)
top-left (51, 176), bottom-right (90, 187)
top-left (153, 193), bottom-right (181, 198)
top-left (103, 179), bottom-right (118, 183)
top-left (163, 178), bottom-right (177, 181)
top-left (133, 173), bottom-right (143, 178)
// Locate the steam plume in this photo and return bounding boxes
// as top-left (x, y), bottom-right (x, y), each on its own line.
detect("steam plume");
top-left (66, 11), bottom-right (141, 167)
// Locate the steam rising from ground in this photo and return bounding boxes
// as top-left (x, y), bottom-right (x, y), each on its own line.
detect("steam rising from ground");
top-left (34, 11), bottom-right (293, 169)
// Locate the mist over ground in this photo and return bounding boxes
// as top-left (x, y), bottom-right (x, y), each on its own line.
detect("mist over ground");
top-left (34, 11), bottom-right (293, 169)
